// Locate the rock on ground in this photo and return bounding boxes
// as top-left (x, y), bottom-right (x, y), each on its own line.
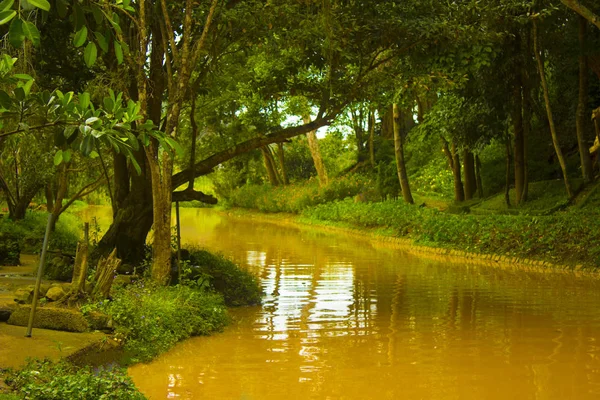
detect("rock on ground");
top-left (45, 286), bottom-right (66, 302)
top-left (7, 305), bottom-right (89, 332)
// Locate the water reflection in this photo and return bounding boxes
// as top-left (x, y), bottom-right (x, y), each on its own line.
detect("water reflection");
top-left (121, 208), bottom-right (600, 399)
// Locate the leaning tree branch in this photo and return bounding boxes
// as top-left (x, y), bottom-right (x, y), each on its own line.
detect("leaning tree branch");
top-left (560, 0), bottom-right (600, 30)
top-left (172, 189), bottom-right (217, 204)
top-left (171, 114), bottom-right (335, 189)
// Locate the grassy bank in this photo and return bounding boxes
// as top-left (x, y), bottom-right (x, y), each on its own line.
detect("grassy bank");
top-left (224, 179), bottom-right (600, 270)
top-left (299, 199), bottom-right (598, 268)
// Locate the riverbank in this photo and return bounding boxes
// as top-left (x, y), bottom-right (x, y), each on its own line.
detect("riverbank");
top-left (220, 207), bottom-right (600, 277)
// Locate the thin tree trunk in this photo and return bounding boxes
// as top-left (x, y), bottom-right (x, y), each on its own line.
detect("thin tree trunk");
top-left (392, 103), bottom-right (414, 204)
top-left (451, 141), bottom-right (465, 202)
top-left (533, 20), bottom-right (573, 199)
top-left (441, 136), bottom-right (454, 170)
top-left (303, 115), bottom-right (328, 186)
top-left (368, 110), bottom-right (375, 168)
top-left (513, 59), bottom-right (526, 205)
top-left (505, 135), bottom-right (512, 207)
top-left (475, 155), bottom-right (484, 198)
top-left (261, 146), bottom-right (280, 186)
top-left (521, 31), bottom-right (533, 202)
top-left (188, 94), bottom-right (199, 190)
top-left (44, 184), bottom-right (54, 214)
top-left (577, 16), bottom-right (594, 183)
top-left (463, 149), bottom-right (476, 200)
top-left (277, 143), bottom-right (289, 185)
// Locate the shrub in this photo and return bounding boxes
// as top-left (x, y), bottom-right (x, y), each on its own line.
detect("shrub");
top-left (186, 249), bottom-right (262, 306)
top-left (0, 231), bottom-right (20, 265)
top-left (4, 359), bottom-right (146, 399)
top-left (301, 199), bottom-right (600, 268)
top-left (226, 174), bottom-right (372, 213)
top-left (85, 282), bottom-right (229, 362)
top-left (0, 212), bottom-right (80, 254)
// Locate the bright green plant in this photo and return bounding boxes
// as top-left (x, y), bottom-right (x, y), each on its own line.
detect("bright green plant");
top-left (85, 282), bottom-right (229, 362)
top-left (226, 174), bottom-right (372, 213)
top-left (186, 249), bottom-right (262, 306)
top-left (4, 359), bottom-right (146, 400)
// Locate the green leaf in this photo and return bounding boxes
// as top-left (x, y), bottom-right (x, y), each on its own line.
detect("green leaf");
top-left (85, 116), bottom-right (99, 125)
top-left (62, 149), bottom-right (71, 163)
top-left (73, 25), bottom-right (87, 47)
top-left (0, 0), bottom-right (14, 12)
top-left (23, 78), bottom-right (33, 95)
top-left (114, 41), bottom-right (123, 65)
top-left (95, 31), bottom-right (108, 52)
top-left (80, 134), bottom-right (94, 155)
top-left (89, 150), bottom-right (99, 159)
top-left (79, 92), bottom-right (90, 109)
top-left (54, 150), bottom-right (63, 166)
top-left (84, 42), bottom-right (97, 67)
top-left (0, 90), bottom-right (11, 109)
top-left (0, 10), bottom-right (15, 25)
top-left (91, 6), bottom-right (103, 25)
top-left (27, 0), bottom-right (50, 11)
top-left (103, 96), bottom-right (114, 112)
top-left (164, 136), bottom-right (184, 156)
top-left (8, 17), bottom-right (23, 47)
top-left (22, 21), bottom-right (40, 47)
top-left (13, 73), bottom-right (32, 80)
top-left (13, 87), bottom-right (24, 101)
top-left (64, 125), bottom-right (77, 141)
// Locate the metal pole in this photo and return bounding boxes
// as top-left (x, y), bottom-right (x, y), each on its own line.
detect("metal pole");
top-left (175, 201), bottom-right (182, 282)
top-left (26, 213), bottom-right (54, 337)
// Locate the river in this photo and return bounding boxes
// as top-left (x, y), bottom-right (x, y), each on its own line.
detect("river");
top-left (81, 206), bottom-right (600, 399)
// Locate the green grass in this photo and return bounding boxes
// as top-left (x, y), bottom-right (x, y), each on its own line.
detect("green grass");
top-left (0, 394), bottom-right (20, 400)
top-left (226, 175), bottom-right (373, 213)
top-left (83, 282), bottom-right (229, 363)
top-left (472, 179), bottom-right (583, 215)
top-left (4, 359), bottom-right (146, 400)
top-left (300, 197), bottom-right (600, 268)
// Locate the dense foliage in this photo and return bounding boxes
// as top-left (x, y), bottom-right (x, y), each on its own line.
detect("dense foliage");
top-left (301, 198), bottom-right (600, 268)
top-left (84, 283), bottom-right (229, 362)
top-left (4, 359), bottom-right (146, 400)
top-left (0, 211), bottom-right (79, 254)
top-left (185, 249), bottom-right (263, 306)
top-left (226, 175), bottom-right (372, 213)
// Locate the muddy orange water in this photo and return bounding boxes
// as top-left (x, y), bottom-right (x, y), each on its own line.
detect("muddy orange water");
top-left (83, 207), bottom-right (600, 399)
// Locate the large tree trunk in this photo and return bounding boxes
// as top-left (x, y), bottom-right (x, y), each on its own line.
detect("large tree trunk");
top-left (462, 149), bottom-right (476, 201)
top-left (577, 16), bottom-right (594, 184)
top-left (303, 115), bottom-right (328, 186)
top-left (521, 31), bottom-right (532, 202)
top-left (533, 20), bottom-right (574, 199)
top-left (451, 142), bottom-right (465, 202)
top-left (392, 103), bottom-right (414, 204)
top-left (93, 148), bottom-right (153, 265)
